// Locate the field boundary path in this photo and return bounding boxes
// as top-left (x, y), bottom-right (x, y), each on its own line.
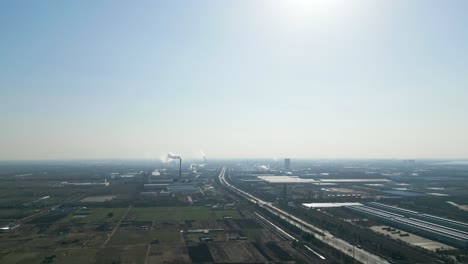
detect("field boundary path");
top-left (144, 244), bottom-right (151, 264)
top-left (101, 205), bottom-right (133, 247)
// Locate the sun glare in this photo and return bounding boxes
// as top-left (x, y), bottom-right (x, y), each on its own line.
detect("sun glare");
top-left (284, 0), bottom-right (340, 16)
top-left (274, 0), bottom-right (352, 26)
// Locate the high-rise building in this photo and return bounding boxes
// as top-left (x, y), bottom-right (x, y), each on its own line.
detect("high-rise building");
top-left (285, 158), bottom-right (291, 171)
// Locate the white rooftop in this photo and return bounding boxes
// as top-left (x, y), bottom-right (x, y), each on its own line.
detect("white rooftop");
top-left (257, 175), bottom-right (389, 183)
top-left (302, 202), bottom-right (362, 208)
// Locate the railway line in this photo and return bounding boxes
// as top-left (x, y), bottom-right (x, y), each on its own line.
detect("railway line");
top-left (218, 167), bottom-right (389, 264)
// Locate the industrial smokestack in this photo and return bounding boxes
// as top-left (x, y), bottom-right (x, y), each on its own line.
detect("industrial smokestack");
top-left (166, 153), bottom-right (182, 181)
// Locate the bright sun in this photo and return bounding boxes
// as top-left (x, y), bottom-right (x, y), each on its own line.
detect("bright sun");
top-left (282, 0), bottom-right (343, 18)
top-left (271, 0), bottom-right (355, 29)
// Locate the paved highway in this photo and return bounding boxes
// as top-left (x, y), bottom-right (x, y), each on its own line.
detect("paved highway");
top-left (218, 167), bottom-right (389, 264)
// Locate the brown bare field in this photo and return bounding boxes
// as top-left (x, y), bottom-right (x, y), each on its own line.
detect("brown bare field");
top-left (147, 243), bottom-right (190, 264)
top-left (209, 241), bottom-right (268, 263)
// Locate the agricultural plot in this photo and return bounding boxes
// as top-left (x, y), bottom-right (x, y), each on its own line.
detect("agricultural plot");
top-left (234, 219), bottom-right (263, 229)
top-left (148, 244), bottom-right (190, 264)
top-left (127, 207), bottom-right (242, 223)
top-left (183, 233), bottom-right (204, 242)
top-left (53, 248), bottom-right (98, 264)
top-left (59, 208), bottom-right (127, 223)
top-left (0, 239), bottom-right (29, 256)
top-left (151, 228), bottom-right (182, 243)
top-left (0, 179), bottom-right (93, 206)
top-left (187, 243), bottom-right (214, 263)
top-left (130, 206), bottom-right (212, 221)
top-left (109, 230), bottom-right (152, 246)
top-left (0, 251), bottom-right (44, 264)
top-left (213, 209), bottom-right (242, 219)
top-left (59, 232), bottom-right (108, 248)
top-left (241, 228), bottom-right (282, 243)
top-left (209, 241), bottom-right (268, 263)
top-left (94, 245), bottom-right (147, 264)
top-left (22, 235), bottom-right (62, 250)
top-left (28, 213), bottom-right (67, 224)
top-left (0, 209), bottom-right (38, 220)
top-left (0, 203), bottom-right (274, 264)
top-left (265, 242), bottom-right (294, 261)
top-left (0, 163), bottom-right (309, 264)
top-left (183, 232), bottom-right (225, 243)
top-left (0, 163), bottom-right (304, 263)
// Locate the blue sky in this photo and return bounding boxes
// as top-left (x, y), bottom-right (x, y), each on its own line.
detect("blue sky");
top-left (1, 0), bottom-right (468, 160)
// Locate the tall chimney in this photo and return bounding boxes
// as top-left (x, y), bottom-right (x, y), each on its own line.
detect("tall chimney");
top-left (179, 158), bottom-right (182, 181)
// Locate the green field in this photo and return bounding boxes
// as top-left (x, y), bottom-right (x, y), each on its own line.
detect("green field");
top-left (151, 228), bottom-right (182, 243)
top-left (128, 207), bottom-right (241, 221)
top-left (0, 180), bottom-right (94, 206)
top-left (130, 206), bottom-right (212, 221)
top-left (0, 209), bottom-right (38, 219)
top-left (53, 248), bottom-right (98, 264)
top-left (213, 209), bottom-right (242, 219)
top-left (109, 228), bottom-right (182, 246)
top-left (94, 245), bottom-right (147, 264)
top-left (109, 230), bottom-right (151, 246)
top-left (59, 208), bottom-right (127, 223)
top-left (0, 252), bottom-right (43, 264)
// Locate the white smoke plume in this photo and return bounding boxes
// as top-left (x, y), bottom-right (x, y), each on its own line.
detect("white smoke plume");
top-left (256, 165), bottom-right (270, 171)
top-left (160, 152), bottom-right (182, 163)
top-left (159, 154), bottom-right (170, 163)
top-left (167, 152), bottom-right (181, 159)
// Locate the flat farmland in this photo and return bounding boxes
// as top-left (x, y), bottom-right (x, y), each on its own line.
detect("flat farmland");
top-left (0, 209), bottom-right (38, 219)
top-left (60, 232), bottom-right (108, 247)
top-left (0, 251), bottom-right (44, 264)
top-left (209, 241), bottom-right (268, 263)
top-left (151, 228), bottom-right (182, 243)
top-left (109, 228), bottom-right (182, 246)
top-left (53, 248), bottom-right (98, 264)
top-left (22, 235), bottom-right (62, 249)
top-left (94, 245), bottom-right (147, 264)
top-left (109, 230), bottom-right (152, 246)
top-left (187, 243), bottom-right (213, 263)
top-left (183, 232), bottom-right (225, 242)
top-left (129, 207), bottom-right (212, 221)
top-left (148, 243), bottom-right (190, 264)
top-left (128, 207), bottom-right (242, 222)
top-left (0, 239), bottom-right (29, 256)
top-left (213, 209), bottom-right (242, 219)
top-left (59, 208), bottom-right (127, 223)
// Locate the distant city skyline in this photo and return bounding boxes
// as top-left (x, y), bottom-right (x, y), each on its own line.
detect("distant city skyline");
top-left (1, 0), bottom-right (468, 160)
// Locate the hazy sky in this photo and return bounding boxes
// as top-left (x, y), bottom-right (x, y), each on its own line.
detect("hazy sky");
top-left (1, 0), bottom-right (468, 160)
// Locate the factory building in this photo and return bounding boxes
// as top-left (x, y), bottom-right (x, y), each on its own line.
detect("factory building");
top-left (368, 202), bottom-right (468, 232)
top-left (345, 204), bottom-right (468, 249)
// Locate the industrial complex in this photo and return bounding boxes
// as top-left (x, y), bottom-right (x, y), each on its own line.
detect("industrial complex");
top-left (346, 203), bottom-right (468, 249)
